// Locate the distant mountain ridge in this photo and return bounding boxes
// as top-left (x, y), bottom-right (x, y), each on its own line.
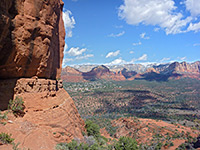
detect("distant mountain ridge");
top-left (62, 61), bottom-right (200, 82)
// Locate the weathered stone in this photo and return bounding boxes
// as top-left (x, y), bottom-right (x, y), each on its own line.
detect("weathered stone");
top-left (0, 78), bottom-right (86, 149)
top-left (0, 0), bottom-right (65, 79)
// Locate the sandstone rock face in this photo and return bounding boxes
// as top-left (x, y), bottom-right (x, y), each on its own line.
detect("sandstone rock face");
top-left (0, 1), bottom-right (86, 149)
top-left (120, 68), bottom-right (137, 79)
top-left (0, 0), bottom-right (65, 79)
top-left (80, 65), bottom-right (126, 81)
top-left (159, 61), bottom-right (200, 74)
top-left (61, 66), bottom-right (87, 82)
top-left (0, 78), bottom-right (85, 149)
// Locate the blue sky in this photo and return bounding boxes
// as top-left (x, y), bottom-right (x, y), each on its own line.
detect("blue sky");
top-left (62, 0), bottom-right (200, 67)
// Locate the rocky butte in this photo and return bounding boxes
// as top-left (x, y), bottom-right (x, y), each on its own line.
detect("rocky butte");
top-left (0, 0), bottom-right (85, 149)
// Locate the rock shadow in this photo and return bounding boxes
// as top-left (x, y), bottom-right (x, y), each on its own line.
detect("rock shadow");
top-left (0, 79), bottom-right (17, 110)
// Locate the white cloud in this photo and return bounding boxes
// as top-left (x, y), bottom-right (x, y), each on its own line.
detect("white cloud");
top-left (64, 43), bottom-right (68, 55)
top-left (187, 21), bottom-right (200, 32)
top-left (63, 58), bottom-right (73, 63)
top-left (140, 32), bottom-right (150, 39)
top-left (154, 27), bottom-right (160, 32)
top-left (106, 50), bottom-right (120, 58)
top-left (67, 47), bottom-right (87, 56)
top-left (130, 54), bottom-right (148, 63)
top-left (137, 54), bottom-right (148, 61)
top-left (62, 58), bottom-right (73, 67)
top-left (108, 31), bottom-right (125, 37)
top-left (63, 10), bottom-right (76, 38)
top-left (62, 54), bottom-right (94, 65)
top-left (106, 53), bottom-right (148, 65)
top-left (160, 57), bottom-right (170, 62)
top-left (133, 41), bottom-right (142, 46)
top-left (185, 0), bottom-right (200, 17)
top-left (130, 51), bottom-right (134, 54)
top-left (118, 0), bottom-right (193, 34)
top-left (75, 54), bottom-right (94, 60)
top-left (107, 58), bottom-right (127, 65)
top-left (179, 56), bottom-right (187, 61)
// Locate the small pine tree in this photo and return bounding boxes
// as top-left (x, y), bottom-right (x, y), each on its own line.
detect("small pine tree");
top-left (8, 96), bottom-right (25, 116)
top-left (85, 120), bottom-right (100, 138)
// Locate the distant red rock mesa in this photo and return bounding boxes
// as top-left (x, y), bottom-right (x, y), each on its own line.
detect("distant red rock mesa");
top-left (61, 61), bottom-right (200, 82)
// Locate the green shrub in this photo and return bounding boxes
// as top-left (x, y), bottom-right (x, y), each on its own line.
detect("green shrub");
top-left (0, 132), bottom-right (14, 144)
top-left (12, 142), bottom-right (20, 150)
top-left (85, 120), bottom-right (100, 138)
top-left (0, 111), bottom-right (8, 125)
top-left (56, 140), bottom-right (90, 150)
top-left (114, 136), bottom-right (138, 150)
top-left (155, 142), bottom-right (163, 150)
top-left (8, 96), bottom-right (25, 116)
top-left (0, 111), bottom-right (8, 120)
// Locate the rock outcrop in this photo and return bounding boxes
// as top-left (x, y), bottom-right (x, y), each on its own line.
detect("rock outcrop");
top-left (161, 61), bottom-right (200, 74)
top-left (62, 62), bottom-right (200, 82)
top-left (0, 78), bottom-right (85, 150)
top-left (0, 0), bottom-right (86, 149)
top-left (112, 117), bottom-right (200, 149)
top-left (0, 0), bottom-right (65, 79)
top-left (61, 65), bottom-right (126, 82)
top-left (120, 68), bottom-right (137, 79)
top-left (61, 66), bottom-right (86, 82)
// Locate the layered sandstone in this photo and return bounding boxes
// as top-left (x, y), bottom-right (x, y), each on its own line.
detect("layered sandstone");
top-left (0, 0), bottom-right (65, 79)
top-left (61, 66), bottom-right (86, 82)
top-left (0, 78), bottom-right (85, 150)
top-left (0, 0), bottom-right (86, 149)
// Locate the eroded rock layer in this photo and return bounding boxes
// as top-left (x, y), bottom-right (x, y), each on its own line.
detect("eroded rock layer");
top-left (0, 0), bottom-right (86, 149)
top-left (0, 78), bottom-right (85, 149)
top-left (0, 0), bottom-right (65, 79)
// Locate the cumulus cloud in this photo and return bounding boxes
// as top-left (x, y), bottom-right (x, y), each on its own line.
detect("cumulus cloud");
top-left (133, 41), bottom-right (142, 46)
top-left (107, 58), bottom-right (127, 65)
top-left (63, 58), bottom-right (73, 63)
top-left (140, 32), bottom-right (150, 39)
top-left (108, 31), bottom-right (125, 37)
top-left (62, 54), bottom-right (94, 65)
top-left (106, 53), bottom-right (148, 65)
top-left (185, 0), bottom-right (200, 17)
top-left (179, 56), bottom-right (187, 61)
top-left (62, 58), bottom-right (73, 67)
top-left (106, 50), bottom-right (120, 58)
top-left (75, 54), bottom-right (94, 60)
top-left (130, 51), bottom-right (134, 54)
top-left (187, 21), bottom-right (200, 32)
top-left (67, 47), bottom-right (87, 56)
top-left (64, 43), bottom-right (68, 55)
top-left (63, 10), bottom-right (76, 38)
top-left (130, 54), bottom-right (148, 63)
top-left (154, 28), bottom-right (160, 32)
top-left (137, 54), bottom-right (148, 61)
top-left (160, 57), bottom-right (170, 62)
top-left (118, 0), bottom-right (194, 34)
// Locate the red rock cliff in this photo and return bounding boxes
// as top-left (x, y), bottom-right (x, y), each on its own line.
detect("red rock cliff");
top-left (0, 0), bottom-right (65, 79)
top-left (0, 1), bottom-right (86, 149)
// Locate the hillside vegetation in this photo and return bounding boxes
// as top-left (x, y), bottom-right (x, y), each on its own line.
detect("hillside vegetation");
top-left (63, 78), bottom-right (200, 148)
